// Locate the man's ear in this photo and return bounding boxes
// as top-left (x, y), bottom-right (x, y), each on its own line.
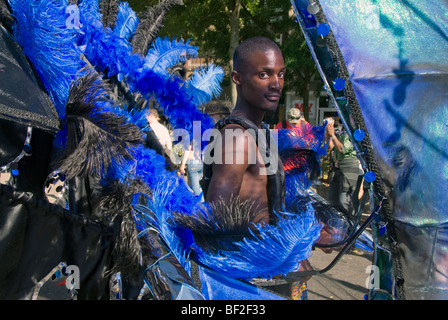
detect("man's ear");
top-left (231, 70), bottom-right (241, 86)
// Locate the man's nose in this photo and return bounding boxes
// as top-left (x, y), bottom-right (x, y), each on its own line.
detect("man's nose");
top-left (270, 76), bottom-right (283, 90)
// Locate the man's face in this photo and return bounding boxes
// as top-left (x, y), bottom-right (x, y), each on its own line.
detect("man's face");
top-left (233, 49), bottom-right (286, 112)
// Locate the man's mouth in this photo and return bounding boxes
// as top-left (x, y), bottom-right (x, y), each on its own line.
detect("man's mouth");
top-left (265, 94), bottom-right (281, 102)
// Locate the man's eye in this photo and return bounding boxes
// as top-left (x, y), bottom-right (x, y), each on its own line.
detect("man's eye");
top-left (259, 72), bottom-right (269, 78)
top-left (279, 72), bottom-right (285, 78)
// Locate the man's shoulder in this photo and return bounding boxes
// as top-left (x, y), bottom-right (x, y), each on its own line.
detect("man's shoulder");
top-left (219, 123), bottom-right (259, 140)
top-left (210, 116), bottom-right (261, 146)
top-left (221, 123), bottom-right (245, 131)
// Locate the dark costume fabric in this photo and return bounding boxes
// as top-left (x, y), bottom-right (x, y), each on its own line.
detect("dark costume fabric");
top-left (0, 184), bottom-right (114, 300)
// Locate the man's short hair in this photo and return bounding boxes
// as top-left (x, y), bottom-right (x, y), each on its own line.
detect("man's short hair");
top-left (233, 36), bottom-right (282, 71)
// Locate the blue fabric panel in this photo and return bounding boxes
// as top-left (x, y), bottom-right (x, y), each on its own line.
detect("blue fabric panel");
top-left (198, 266), bottom-right (286, 300)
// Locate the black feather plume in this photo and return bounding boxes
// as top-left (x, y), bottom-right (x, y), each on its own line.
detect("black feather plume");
top-left (131, 0), bottom-right (184, 56)
top-left (0, 0), bottom-right (14, 33)
top-left (173, 196), bottom-right (261, 252)
top-left (57, 69), bottom-right (143, 179)
top-left (99, 0), bottom-right (120, 29)
top-left (98, 178), bottom-right (151, 278)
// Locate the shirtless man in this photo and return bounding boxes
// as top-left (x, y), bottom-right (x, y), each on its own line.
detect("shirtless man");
top-left (204, 36), bottom-right (285, 225)
top-left (201, 37), bottom-right (333, 299)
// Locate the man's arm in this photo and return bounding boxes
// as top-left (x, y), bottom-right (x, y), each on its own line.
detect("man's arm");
top-left (325, 122), bottom-right (343, 153)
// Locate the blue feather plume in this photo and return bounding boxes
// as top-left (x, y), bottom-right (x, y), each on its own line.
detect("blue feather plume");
top-left (186, 64), bottom-right (224, 105)
top-left (74, 9), bottom-right (215, 140)
top-left (78, 0), bottom-right (102, 26)
top-left (78, 2), bottom-right (143, 81)
top-left (128, 146), bottom-right (204, 270)
top-left (132, 186), bottom-right (322, 280)
top-left (111, 144), bottom-right (201, 213)
top-left (110, 104), bottom-right (148, 130)
top-left (276, 124), bottom-right (328, 156)
top-left (10, 0), bottom-right (85, 119)
top-left (132, 70), bottom-right (215, 149)
top-left (143, 37), bottom-right (198, 75)
top-left (132, 188), bottom-right (196, 272)
top-left (192, 206), bottom-right (321, 279)
top-left (113, 2), bottom-right (139, 41)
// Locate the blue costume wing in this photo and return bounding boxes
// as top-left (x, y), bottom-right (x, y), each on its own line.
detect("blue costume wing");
top-left (291, 0), bottom-right (448, 299)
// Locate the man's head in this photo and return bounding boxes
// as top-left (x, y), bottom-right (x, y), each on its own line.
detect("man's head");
top-left (233, 37), bottom-right (282, 72)
top-left (231, 37), bottom-right (286, 113)
top-left (287, 108), bottom-right (303, 124)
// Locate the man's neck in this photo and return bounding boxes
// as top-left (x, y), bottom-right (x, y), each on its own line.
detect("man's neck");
top-left (231, 105), bottom-right (265, 128)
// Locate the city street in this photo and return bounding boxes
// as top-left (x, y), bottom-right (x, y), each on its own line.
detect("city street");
top-left (307, 247), bottom-right (373, 300)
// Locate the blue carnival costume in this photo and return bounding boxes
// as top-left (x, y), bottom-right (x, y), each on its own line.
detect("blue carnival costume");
top-left (291, 0), bottom-right (448, 300)
top-left (0, 0), bottom-right (334, 300)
